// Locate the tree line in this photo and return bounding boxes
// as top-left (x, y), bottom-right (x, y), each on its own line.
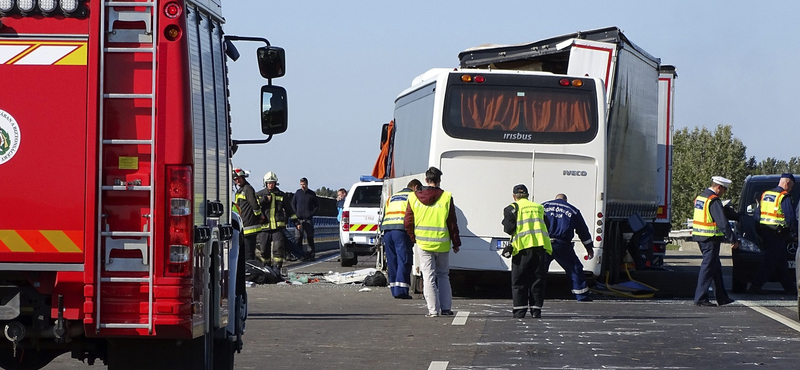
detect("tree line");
top-left (671, 124), bottom-right (800, 229)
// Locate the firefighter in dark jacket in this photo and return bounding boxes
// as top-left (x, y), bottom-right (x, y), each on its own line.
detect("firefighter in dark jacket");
top-left (542, 194), bottom-right (595, 302)
top-left (501, 184), bottom-right (552, 319)
top-left (256, 172), bottom-right (298, 271)
top-left (692, 176), bottom-right (738, 306)
top-left (750, 173), bottom-right (797, 294)
top-left (233, 168), bottom-right (262, 261)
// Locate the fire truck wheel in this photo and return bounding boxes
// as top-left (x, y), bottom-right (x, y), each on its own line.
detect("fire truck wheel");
top-left (213, 338), bottom-right (236, 370)
top-left (0, 349), bottom-right (62, 370)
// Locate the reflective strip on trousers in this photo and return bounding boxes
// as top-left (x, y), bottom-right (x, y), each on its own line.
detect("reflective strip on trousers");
top-left (530, 306), bottom-right (542, 310)
top-left (513, 305), bottom-right (528, 310)
top-left (389, 282), bottom-right (410, 288)
top-left (572, 287), bottom-right (589, 294)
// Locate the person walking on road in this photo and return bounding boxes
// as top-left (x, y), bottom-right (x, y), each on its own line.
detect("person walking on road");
top-left (256, 172), bottom-right (298, 271)
top-left (750, 173), bottom-right (797, 294)
top-left (293, 177), bottom-right (319, 261)
top-left (692, 176), bottom-right (738, 307)
top-left (542, 194), bottom-right (595, 302)
top-left (501, 184), bottom-right (552, 318)
top-left (233, 168), bottom-right (262, 261)
top-left (405, 167), bottom-right (461, 317)
top-left (382, 179), bottom-right (423, 299)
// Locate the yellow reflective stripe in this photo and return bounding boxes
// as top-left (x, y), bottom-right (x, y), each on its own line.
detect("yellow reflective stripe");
top-left (39, 230), bottom-right (81, 253)
top-left (0, 230), bottom-right (34, 252)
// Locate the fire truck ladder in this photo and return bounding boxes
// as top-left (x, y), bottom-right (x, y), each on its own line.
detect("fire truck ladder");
top-left (96, 0), bottom-right (157, 334)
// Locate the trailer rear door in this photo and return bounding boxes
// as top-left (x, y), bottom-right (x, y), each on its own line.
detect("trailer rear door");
top-left (0, 37), bottom-right (89, 265)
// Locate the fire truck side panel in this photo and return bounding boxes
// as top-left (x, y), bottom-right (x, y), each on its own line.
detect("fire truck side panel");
top-left (0, 31), bottom-right (90, 265)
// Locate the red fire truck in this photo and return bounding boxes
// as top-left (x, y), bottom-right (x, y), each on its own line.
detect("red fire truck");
top-left (0, 1), bottom-right (287, 369)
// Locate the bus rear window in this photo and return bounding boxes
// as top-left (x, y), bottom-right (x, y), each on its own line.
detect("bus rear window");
top-left (443, 83), bottom-right (599, 144)
top-left (350, 185), bottom-right (382, 208)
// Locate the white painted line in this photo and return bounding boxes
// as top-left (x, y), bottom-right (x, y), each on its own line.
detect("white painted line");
top-left (739, 300), bottom-right (800, 332)
top-left (452, 310), bottom-right (469, 326)
top-left (428, 361), bottom-right (449, 370)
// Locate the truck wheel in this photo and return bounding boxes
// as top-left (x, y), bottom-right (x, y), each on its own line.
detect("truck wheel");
top-left (340, 244), bottom-right (357, 267)
top-left (213, 337), bottom-right (236, 370)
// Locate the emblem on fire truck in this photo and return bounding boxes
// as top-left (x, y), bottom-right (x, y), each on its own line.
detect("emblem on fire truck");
top-left (0, 109), bottom-right (21, 165)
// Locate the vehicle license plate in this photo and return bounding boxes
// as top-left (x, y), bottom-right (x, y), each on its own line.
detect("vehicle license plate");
top-left (493, 239), bottom-right (510, 250)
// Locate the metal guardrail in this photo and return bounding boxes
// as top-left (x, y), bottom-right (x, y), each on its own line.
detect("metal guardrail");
top-left (311, 216), bottom-right (340, 243)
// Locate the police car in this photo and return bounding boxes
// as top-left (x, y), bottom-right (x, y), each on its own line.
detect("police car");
top-left (339, 176), bottom-right (383, 266)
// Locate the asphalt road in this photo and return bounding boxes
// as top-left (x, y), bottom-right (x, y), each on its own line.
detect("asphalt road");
top-left (44, 241), bottom-right (800, 369)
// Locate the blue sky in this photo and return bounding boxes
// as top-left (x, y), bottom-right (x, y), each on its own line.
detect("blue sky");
top-left (222, 1), bottom-right (799, 193)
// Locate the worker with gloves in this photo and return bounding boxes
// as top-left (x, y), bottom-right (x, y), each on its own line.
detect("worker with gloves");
top-left (501, 184), bottom-right (552, 319)
top-left (233, 168), bottom-right (262, 261)
top-left (256, 172), bottom-right (298, 271)
top-left (542, 194), bottom-right (595, 302)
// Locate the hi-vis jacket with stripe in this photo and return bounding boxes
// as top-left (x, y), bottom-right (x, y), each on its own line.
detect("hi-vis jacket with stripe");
top-left (381, 188), bottom-right (413, 231)
top-left (235, 182), bottom-right (262, 235)
top-left (404, 186), bottom-right (461, 252)
top-left (691, 188), bottom-right (735, 242)
top-left (759, 188), bottom-right (789, 230)
top-left (257, 187), bottom-right (297, 231)
top-left (503, 198), bottom-right (552, 256)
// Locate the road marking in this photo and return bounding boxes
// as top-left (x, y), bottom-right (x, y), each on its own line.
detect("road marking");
top-left (739, 300), bottom-right (800, 332)
top-left (428, 361), bottom-right (448, 370)
top-left (452, 310), bottom-right (469, 326)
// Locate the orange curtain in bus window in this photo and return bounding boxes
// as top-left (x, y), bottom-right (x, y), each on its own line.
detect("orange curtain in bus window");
top-left (460, 91), bottom-right (591, 132)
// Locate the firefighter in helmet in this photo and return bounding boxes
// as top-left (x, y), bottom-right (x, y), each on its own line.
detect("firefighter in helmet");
top-left (233, 168), bottom-right (262, 261)
top-left (256, 172), bottom-right (298, 271)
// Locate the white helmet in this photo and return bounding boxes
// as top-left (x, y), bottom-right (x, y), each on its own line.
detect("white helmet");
top-left (263, 172), bottom-right (279, 186)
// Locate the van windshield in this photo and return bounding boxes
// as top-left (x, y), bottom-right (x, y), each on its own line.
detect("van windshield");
top-left (351, 185), bottom-right (382, 208)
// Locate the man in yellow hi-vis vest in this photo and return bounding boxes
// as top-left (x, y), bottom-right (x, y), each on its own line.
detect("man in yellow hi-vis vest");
top-left (404, 167), bottom-right (461, 317)
top-left (692, 176), bottom-right (738, 306)
top-left (501, 184), bottom-right (552, 319)
top-left (382, 179), bottom-right (423, 299)
top-left (750, 173), bottom-right (797, 294)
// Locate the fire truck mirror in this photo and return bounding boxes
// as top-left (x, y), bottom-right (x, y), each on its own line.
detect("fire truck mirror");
top-left (261, 85), bottom-right (288, 135)
top-left (257, 46), bottom-right (286, 79)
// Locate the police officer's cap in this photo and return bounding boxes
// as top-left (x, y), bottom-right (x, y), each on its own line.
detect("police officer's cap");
top-left (711, 176), bottom-right (732, 188)
top-left (513, 184), bottom-right (529, 195)
top-left (781, 173), bottom-right (794, 181)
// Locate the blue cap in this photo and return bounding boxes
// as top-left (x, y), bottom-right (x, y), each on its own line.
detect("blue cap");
top-left (513, 184), bottom-right (528, 195)
top-left (782, 173), bottom-right (794, 180)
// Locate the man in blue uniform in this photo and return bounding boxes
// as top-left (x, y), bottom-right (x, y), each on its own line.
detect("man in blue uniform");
top-left (542, 194), bottom-right (595, 302)
top-left (381, 179), bottom-right (422, 299)
top-left (692, 176), bottom-right (738, 306)
top-left (750, 173), bottom-right (797, 294)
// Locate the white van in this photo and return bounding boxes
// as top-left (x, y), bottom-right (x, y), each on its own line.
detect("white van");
top-left (339, 179), bottom-right (383, 266)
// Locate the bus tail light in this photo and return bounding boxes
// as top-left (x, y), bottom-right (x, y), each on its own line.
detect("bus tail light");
top-left (166, 166), bottom-right (193, 277)
top-left (164, 2), bottom-right (181, 18)
top-left (341, 211), bottom-right (350, 231)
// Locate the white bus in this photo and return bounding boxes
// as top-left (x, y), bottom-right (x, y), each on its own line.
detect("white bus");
top-left (379, 68), bottom-right (606, 280)
top-left (375, 28), bottom-right (666, 287)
